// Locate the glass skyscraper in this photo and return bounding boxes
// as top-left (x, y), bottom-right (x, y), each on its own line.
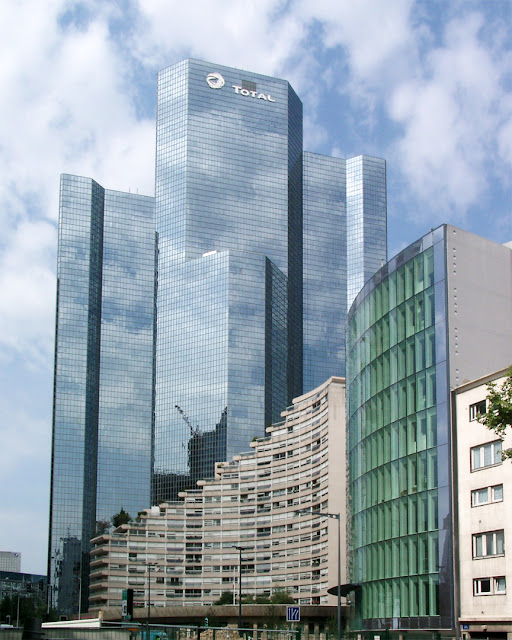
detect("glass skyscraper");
top-left (48, 176), bottom-right (156, 614)
top-left (303, 153), bottom-right (386, 392)
top-left (49, 60), bottom-right (387, 613)
top-left (153, 60), bottom-right (303, 500)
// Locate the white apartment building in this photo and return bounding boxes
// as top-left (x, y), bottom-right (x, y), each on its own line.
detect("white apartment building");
top-left (454, 368), bottom-right (512, 639)
top-left (89, 377), bottom-right (347, 612)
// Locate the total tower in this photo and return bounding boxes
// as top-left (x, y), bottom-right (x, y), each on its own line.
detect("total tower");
top-left (48, 59), bottom-right (387, 613)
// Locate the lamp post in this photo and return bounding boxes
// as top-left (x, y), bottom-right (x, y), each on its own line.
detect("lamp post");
top-left (232, 546), bottom-right (242, 630)
top-left (325, 513), bottom-right (341, 640)
top-left (145, 562), bottom-right (157, 638)
top-left (296, 510), bottom-right (341, 640)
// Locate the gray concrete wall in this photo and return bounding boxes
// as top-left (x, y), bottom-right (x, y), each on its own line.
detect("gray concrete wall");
top-left (446, 225), bottom-right (512, 387)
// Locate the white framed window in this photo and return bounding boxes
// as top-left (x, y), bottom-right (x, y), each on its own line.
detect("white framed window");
top-left (474, 578), bottom-right (491, 595)
top-left (471, 484), bottom-right (504, 507)
top-left (493, 484), bottom-right (504, 501)
top-left (495, 577), bottom-right (506, 593)
top-left (473, 530), bottom-right (504, 558)
top-left (473, 577), bottom-right (506, 595)
top-left (471, 441), bottom-right (502, 471)
top-left (469, 400), bottom-right (486, 421)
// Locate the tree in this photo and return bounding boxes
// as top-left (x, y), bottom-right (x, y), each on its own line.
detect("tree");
top-left (214, 591), bottom-right (234, 605)
top-left (270, 589), bottom-right (294, 604)
top-left (95, 520), bottom-right (111, 536)
top-left (477, 366), bottom-right (512, 459)
top-left (112, 507), bottom-right (132, 528)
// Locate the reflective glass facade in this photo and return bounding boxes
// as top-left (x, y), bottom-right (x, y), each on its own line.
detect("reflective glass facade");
top-left (153, 60), bottom-right (302, 500)
top-left (50, 59), bottom-right (389, 613)
top-left (303, 154), bottom-right (386, 391)
top-left (346, 227), bottom-right (453, 630)
top-left (49, 175), bottom-right (155, 614)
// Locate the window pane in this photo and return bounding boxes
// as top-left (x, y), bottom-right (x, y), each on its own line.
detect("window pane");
top-left (495, 577), bottom-right (506, 593)
top-left (484, 444), bottom-right (492, 467)
top-left (494, 441), bottom-right (502, 465)
top-left (477, 488), bottom-right (489, 504)
top-left (493, 485), bottom-right (503, 501)
top-left (480, 579), bottom-right (491, 594)
top-left (496, 531), bottom-right (504, 555)
top-left (475, 535), bottom-right (483, 557)
top-left (471, 448), bottom-right (480, 470)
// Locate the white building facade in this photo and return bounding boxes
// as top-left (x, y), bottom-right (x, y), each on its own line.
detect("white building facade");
top-left (454, 369), bottom-right (512, 639)
top-left (89, 378), bottom-right (346, 611)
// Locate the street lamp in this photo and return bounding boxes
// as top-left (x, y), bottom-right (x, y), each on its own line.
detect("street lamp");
top-left (325, 513), bottom-right (342, 640)
top-left (145, 562), bottom-right (157, 637)
top-left (232, 546), bottom-right (243, 630)
top-left (295, 510), bottom-right (341, 640)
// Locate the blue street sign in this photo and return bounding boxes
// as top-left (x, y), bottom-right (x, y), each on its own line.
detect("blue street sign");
top-left (287, 606), bottom-right (300, 622)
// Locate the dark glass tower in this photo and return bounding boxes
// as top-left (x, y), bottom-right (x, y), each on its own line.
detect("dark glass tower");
top-left (48, 176), bottom-right (156, 614)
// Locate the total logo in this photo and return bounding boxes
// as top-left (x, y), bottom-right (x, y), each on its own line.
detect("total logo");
top-left (206, 72), bottom-right (225, 89)
top-left (206, 72), bottom-right (276, 102)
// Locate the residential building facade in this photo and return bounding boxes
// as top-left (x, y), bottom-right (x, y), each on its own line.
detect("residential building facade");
top-left (89, 378), bottom-right (346, 610)
top-left (346, 225), bottom-right (512, 632)
top-left (454, 370), bottom-right (512, 638)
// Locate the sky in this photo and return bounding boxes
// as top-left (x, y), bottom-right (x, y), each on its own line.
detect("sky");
top-left (1, 0), bottom-right (512, 575)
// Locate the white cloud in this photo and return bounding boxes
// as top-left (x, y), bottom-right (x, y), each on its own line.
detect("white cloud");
top-left (132, 0), bottom-right (305, 76)
top-left (388, 12), bottom-right (512, 222)
top-left (0, 220), bottom-right (56, 366)
top-left (298, 0), bottom-right (415, 81)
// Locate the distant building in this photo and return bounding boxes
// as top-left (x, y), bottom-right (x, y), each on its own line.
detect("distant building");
top-left (346, 225), bottom-right (512, 632)
top-left (0, 553), bottom-right (21, 573)
top-left (89, 378), bottom-right (346, 611)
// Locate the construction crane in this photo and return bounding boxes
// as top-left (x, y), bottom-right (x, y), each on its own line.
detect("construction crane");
top-left (175, 404), bottom-right (201, 437)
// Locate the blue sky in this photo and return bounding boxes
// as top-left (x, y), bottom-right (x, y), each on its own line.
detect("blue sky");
top-left (1, 0), bottom-right (512, 574)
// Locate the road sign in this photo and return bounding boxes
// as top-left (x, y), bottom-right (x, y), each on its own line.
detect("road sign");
top-left (287, 606), bottom-right (300, 622)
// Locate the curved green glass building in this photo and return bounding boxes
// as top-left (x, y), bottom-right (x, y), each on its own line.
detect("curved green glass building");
top-left (347, 227), bottom-right (452, 630)
top-left (347, 224), bottom-right (512, 631)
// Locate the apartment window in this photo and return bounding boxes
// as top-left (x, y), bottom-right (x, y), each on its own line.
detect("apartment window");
top-left (471, 484), bottom-right (503, 507)
top-left (473, 530), bottom-right (504, 558)
top-left (474, 577), bottom-right (506, 595)
top-left (469, 400), bottom-right (486, 421)
top-left (473, 578), bottom-right (491, 595)
top-left (471, 441), bottom-right (502, 470)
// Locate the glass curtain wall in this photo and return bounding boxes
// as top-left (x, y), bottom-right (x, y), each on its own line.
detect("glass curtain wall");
top-left (347, 227), bottom-right (453, 630)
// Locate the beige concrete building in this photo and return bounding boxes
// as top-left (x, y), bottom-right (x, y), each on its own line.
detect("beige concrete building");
top-left (89, 377), bottom-right (347, 613)
top-left (454, 369), bottom-right (512, 638)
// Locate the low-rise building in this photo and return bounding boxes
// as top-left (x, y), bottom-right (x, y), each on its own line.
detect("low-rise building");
top-left (454, 369), bottom-right (512, 638)
top-left (89, 378), bottom-right (346, 612)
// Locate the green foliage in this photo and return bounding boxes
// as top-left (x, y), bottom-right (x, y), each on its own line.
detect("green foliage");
top-left (214, 591), bottom-right (234, 605)
top-left (1, 594), bottom-right (48, 626)
top-left (112, 507), bottom-right (132, 528)
top-left (95, 520), bottom-right (111, 536)
top-left (269, 589), bottom-right (294, 604)
top-left (478, 367), bottom-right (512, 459)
